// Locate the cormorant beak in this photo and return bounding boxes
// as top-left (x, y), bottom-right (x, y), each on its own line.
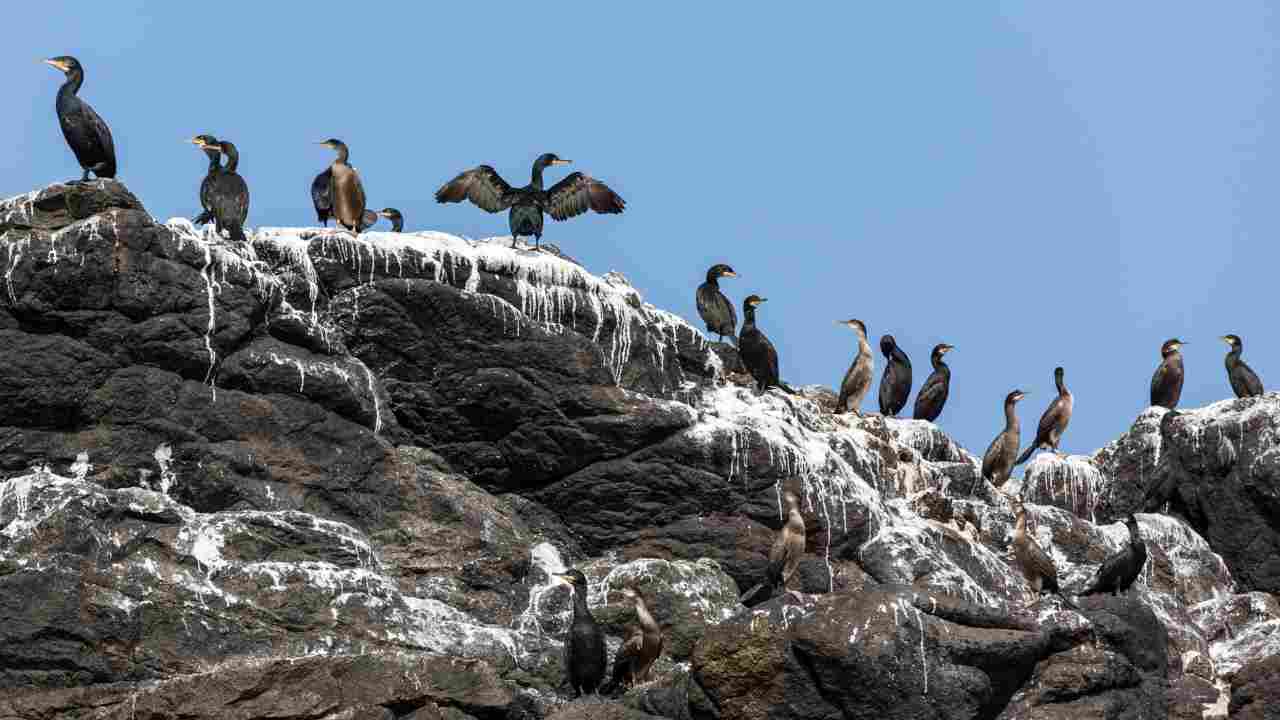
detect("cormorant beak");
top-left (551, 574), bottom-right (570, 585)
top-left (43, 59), bottom-right (67, 71)
top-left (722, 271), bottom-right (737, 277)
top-left (550, 159), bottom-right (572, 166)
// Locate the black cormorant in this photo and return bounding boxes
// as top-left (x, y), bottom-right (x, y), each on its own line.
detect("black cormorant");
top-left (912, 343), bottom-right (954, 422)
top-left (696, 264), bottom-right (738, 343)
top-left (192, 137), bottom-right (249, 243)
top-left (981, 390), bottom-right (1026, 492)
top-left (44, 56), bottom-right (116, 182)
top-left (602, 588), bottom-right (663, 694)
top-left (190, 134), bottom-right (221, 226)
top-left (738, 295), bottom-right (796, 394)
top-left (318, 139), bottom-right (375, 233)
top-left (553, 569), bottom-right (607, 698)
top-left (1221, 334), bottom-right (1263, 398)
top-left (878, 335), bottom-right (912, 417)
top-left (376, 208), bottom-right (404, 232)
top-left (1016, 367), bottom-right (1074, 465)
top-left (1150, 338), bottom-right (1186, 410)
top-left (739, 491), bottom-right (806, 605)
top-left (435, 153), bottom-right (625, 249)
top-left (836, 319), bottom-right (873, 416)
top-left (1078, 514), bottom-right (1147, 597)
top-left (311, 168), bottom-right (332, 226)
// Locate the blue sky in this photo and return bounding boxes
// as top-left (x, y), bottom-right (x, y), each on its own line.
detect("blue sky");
top-left (4, 3), bottom-right (1278, 458)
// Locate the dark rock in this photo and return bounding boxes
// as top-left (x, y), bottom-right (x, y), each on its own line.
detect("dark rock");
top-left (1229, 654), bottom-right (1280, 719)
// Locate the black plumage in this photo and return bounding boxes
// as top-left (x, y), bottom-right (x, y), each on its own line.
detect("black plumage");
top-left (1150, 338), bottom-right (1186, 410)
top-left (738, 295), bottom-right (795, 394)
top-left (555, 569), bottom-right (607, 698)
top-left (44, 56), bottom-right (116, 182)
top-left (311, 168), bottom-right (332, 226)
top-left (377, 208), bottom-right (404, 232)
top-left (696, 264), bottom-right (738, 343)
top-left (194, 137), bottom-right (249, 243)
top-left (912, 344), bottom-right (954, 422)
top-left (435, 153), bottom-right (625, 249)
top-left (190, 134), bottom-right (222, 226)
top-left (1078, 514), bottom-right (1147, 597)
top-left (1015, 367), bottom-right (1074, 466)
top-left (878, 335), bottom-right (912, 417)
top-left (1222, 334), bottom-right (1263, 398)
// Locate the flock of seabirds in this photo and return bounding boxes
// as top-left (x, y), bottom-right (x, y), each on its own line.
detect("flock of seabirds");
top-left (35, 55), bottom-right (1269, 699)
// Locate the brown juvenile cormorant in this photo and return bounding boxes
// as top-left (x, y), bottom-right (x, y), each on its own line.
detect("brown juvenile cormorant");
top-left (44, 56), bottom-right (116, 182)
top-left (1078, 514), bottom-right (1147, 597)
top-left (738, 295), bottom-right (796, 394)
top-left (602, 587), bottom-right (663, 694)
top-left (318, 139), bottom-right (375, 233)
top-left (190, 134), bottom-right (221, 226)
top-left (376, 208), bottom-right (404, 232)
top-left (435, 153), bottom-right (625, 249)
top-left (1221, 334), bottom-right (1263, 398)
top-left (554, 569), bottom-right (607, 698)
top-left (192, 137), bottom-right (249, 243)
top-left (311, 168), bottom-right (332, 226)
top-left (981, 390), bottom-right (1026, 492)
top-left (696, 264), bottom-right (738, 343)
top-left (1011, 499), bottom-right (1068, 605)
top-left (1015, 367), bottom-right (1074, 465)
top-left (835, 319), bottom-right (873, 416)
top-left (739, 491), bottom-right (806, 605)
top-left (912, 343), bottom-right (955, 422)
top-left (878, 335), bottom-right (912, 417)
top-left (1150, 338), bottom-right (1187, 409)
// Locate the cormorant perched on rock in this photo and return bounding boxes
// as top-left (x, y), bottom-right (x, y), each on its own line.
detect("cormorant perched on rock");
top-left (1016, 367), bottom-right (1074, 465)
top-left (44, 56), bottom-right (116, 182)
top-left (435, 153), bottom-right (625, 249)
top-left (738, 295), bottom-right (795, 394)
top-left (878, 335), bottom-right (912, 417)
top-left (311, 168), bottom-right (332, 226)
top-left (1011, 499), bottom-right (1069, 605)
top-left (835, 319), bottom-right (873, 416)
top-left (192, 137), bottom-right (249, 243)
top-left (376, 208), bottom-right (404, 232)
top-left (318, 139), bottom-right (376, 233)
top-left (602, 588), bottom-right (663, 694)
top-left (190, 134), bottom-right (222, 226)
top-left (553, 569), bottom-right (607, 698)
top-left (696, 264), bottom-right (738, 343)
top-left (739, 491), bottom-right (806, 605)
top-left (981, 390), bottom-right (1026, 492)
top-left (1221, 334), bottom-right (1263, 398)
top-left (1078, 514), bottom-right (1147, 597)
top-left (912, 344), bottom-right (954, 422)
top-left (1150, 338), bottom-right (1187, 410)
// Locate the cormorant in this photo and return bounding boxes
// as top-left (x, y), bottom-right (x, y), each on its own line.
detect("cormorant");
top-left (602, 588), bottom-right (663, 694)
top-left (44, 56), bottom-right (116, 182)
top-left (738, 295), bottom-right (796, 394)
top-left (696, 264), bottom-right (738, 343)
top-left (190, 134), bottom-right (221, 226)
top-left (981, 390), bottom-right (1026, 492)
top-left (1221, 334), bottom-right (1263, 398)
top-left (1011, 499), bottom-right (1069, 605)
top-left (739, 491), bottom-right (806, 605)
top-left (376, 208), bottom-right (404, 232)
top-left (912, 343), bottom-right (955, 422)
top-left (1015, 367), bottom-right (1074, 465)
top-left (835, 319), bottom-right (873, 416)
top-left (317, 139), bottom-right (375, 233)
top-left (435, 153), bottom-right (625, 249)
top-left (1150, 338), bottom-right (1187, 410)
top-left (311, 168), bottom-right (332, 226)
top-left (878, 335), bottom-right (912, 417)
top-left (1078, 514), bottom-right (1147, 597)
top-left (553, 569), bottom-right (607, 698)
top-left (191, 137), bottom-right (249, 243)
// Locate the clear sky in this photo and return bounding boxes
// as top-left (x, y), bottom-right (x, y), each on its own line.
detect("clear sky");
top-left (3, 3), bottom-right (1278, 459)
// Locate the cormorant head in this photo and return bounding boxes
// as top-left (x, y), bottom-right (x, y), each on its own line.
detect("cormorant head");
top-left (1221, 334), bottom-right (1243, 351)
top-left (1006, 389), bottom-right (1027, 405)
top-left (1054, 366), bottom-right (1065, 381)
top-left (879, 335), bottom-right (896, 356)
top-left (838, 319), bottom-right (867, 336)
top-left (189, 134), bottom-right (219, 149)
top-left (743, 295), bottom-right (767, 310)
top-left (553, 568), bottom-right (589, 588)
top-left (43, 56), bottom-right (81, 75)
top-left (536, 153), bottom-right (572, 170)
top-left (1161, 338), bottom-right (1187, 357)
top-left (932, 343), bottom-right (955, 358)
top-left (378, 208), bottom-right (402, 221)
top-left (318, 138), bottom-right (347, 152)
top-left (707, 263), bottom-right (737, 279)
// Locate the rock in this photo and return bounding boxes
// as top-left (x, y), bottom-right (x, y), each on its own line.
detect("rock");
top-left (1228, 654), bottom-right (1280, 719)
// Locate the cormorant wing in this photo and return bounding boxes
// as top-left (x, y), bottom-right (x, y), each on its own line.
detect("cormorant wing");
top-left (435, 165), bottom-right (517, 212)
top-left (1150, 363), bottom-right (1169, 403)
top-left (544, 172), bottom-right (626, 221)
top-left (86, 103), bottom-right (116, 170)
top-left (562, 622), bottom-right (575, 675)
top-left (915, 371), bottom-right (946, 412)
top-left (980, 433), bottom-right (1003, 480)
top-left (1235, 362), bottom-right (1264, 397)
top-left (311, 169), bottom-right (333, 215)
top-left (695, 286), bottom-right (737, 335)
top-left (1034, 397), bottom-right (1066, 445)
top-left (1085, 546), bottom-right (1130, 594)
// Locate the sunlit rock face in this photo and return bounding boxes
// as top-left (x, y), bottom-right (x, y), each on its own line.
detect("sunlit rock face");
top-left (0, 181), bottom-right (1275, 718)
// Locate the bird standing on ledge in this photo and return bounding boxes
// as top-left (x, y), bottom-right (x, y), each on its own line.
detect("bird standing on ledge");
top-left (1150, 339), bottom-right (1187, 409)
top-left (554, 569), bottom-right (607, 698)
top-left (835, 319), bottom-right (873, 416)
top-left (190, 134), bottom-right (222, 226)
top-left (696, 264), bottom-right (738, 343)
top-left (317, 139), bottom-right (376, 233)
top-left (913, 343), bottom-right (954, 422)
top-left (981, 390), bottom-right (1026, 493)
top-left (1221, 334), bottom-right (1263, 398)
top-left (1016, 367), bottom-right (1074, 465)
top-left (602, 587), bottom-right (663, 694)
top-left (44, 56), bottom-right (116, 183)
top-left (738, 295), bottom-right (796, 394)
top-left (878, 335), bottom-right (912, 417)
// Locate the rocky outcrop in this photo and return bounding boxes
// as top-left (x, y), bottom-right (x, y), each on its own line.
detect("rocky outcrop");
top-left (1, 180), bottom-right (1277, 717)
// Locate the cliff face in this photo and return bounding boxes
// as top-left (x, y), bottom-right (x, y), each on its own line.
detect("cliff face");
top-left (0, 181), bottom-right (1275, 719)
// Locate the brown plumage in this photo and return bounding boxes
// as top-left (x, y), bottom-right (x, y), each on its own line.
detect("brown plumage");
top-left (835, 319), bottom-right (874, 416)
top-left (1011, 499), bottom-right (1061, 603)
top-left (739, 492), bottom-right (806, 604)
top-left (981, 390), bottom-right (1026, 491)
top-left (318, 139), bottom-right (375, 233)
top-left (1015, 367), bottom-right (1074, 466)
top-left (603, 587), bottom-right (663, 693)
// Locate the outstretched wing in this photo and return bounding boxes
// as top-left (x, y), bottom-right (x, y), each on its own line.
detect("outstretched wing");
top-left (545, 172), bottom-right (626, 221)
top-left (435, 165), bottom-right (517, 213)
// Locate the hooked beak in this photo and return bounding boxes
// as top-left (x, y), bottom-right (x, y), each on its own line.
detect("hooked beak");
top-left (550, 158), bottom-right (572, 166)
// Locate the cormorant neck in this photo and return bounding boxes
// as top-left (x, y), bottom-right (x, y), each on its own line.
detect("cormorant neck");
top-left (1227, 345), bottom-right (1243, 361)
top-left (704, 269), bottom-right (720, 285)
top-left (221, 143), bottom-right (239, 173)
top-left (742, 305), bottom-right (757, 326)
top-left (203, 149), bottom-right (222, 173)
top-left (634, 599), bottom-right (657, 631)
top-left (60, 69), bottom-right (84, 98)
top-left (332, 145), bottom-right (350, 165)
top-left (391, 217), bottom-right (403, 232)
top-left (571, 586), bottom-right (590, 617)
top-left (1056, 375), bottom-right (1068, 396)
top-left (531, 160), bottom-right (548, 190)
top-left (931, 353), bottom-right (948, 371)
top-left (1004, 400), bottom-right (1019, 431)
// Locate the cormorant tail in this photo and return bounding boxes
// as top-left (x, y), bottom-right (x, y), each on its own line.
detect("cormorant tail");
top-left (1014, 444), bottom-right (1036, 467)
top-left (227, 224), bottom-right (247, 244)
top-left (777, 382), bottom-right (798, 395)
top-left (193, 211), bottom-right (213, 225)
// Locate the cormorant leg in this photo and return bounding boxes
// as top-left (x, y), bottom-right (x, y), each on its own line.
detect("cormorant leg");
top-left (510, 235), bottom-right (518, 249)
top-left (81, 168), bottom-right (91, 182)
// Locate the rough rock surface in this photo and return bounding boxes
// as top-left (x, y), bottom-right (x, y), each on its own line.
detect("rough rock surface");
top-left (0, 181), bottom-right (1276, 718)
